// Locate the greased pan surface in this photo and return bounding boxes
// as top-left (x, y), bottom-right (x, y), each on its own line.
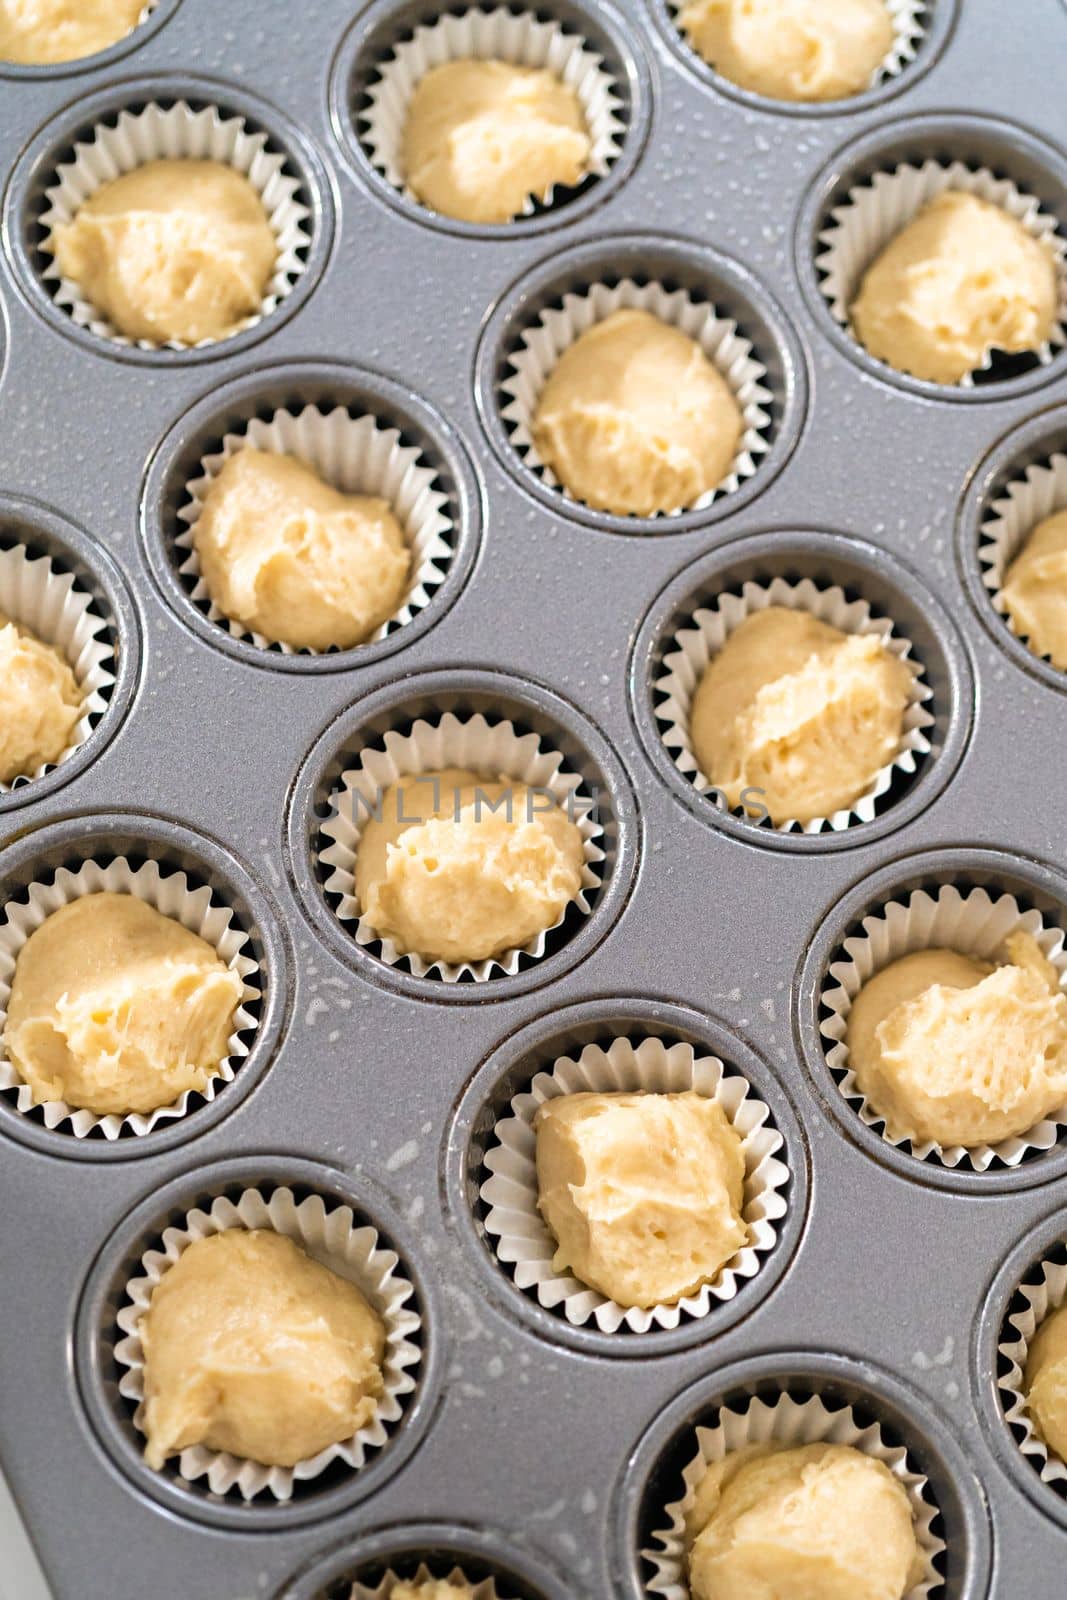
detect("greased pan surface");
top-left (0, 1), bottom-right (1066, 1596)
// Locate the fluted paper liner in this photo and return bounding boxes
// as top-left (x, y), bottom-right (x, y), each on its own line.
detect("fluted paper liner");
top-left (319, 712), bottom-right (604, 982)
top-left (361, 5), bottom-right (624, 219)
top-left (979, 450), bottom-right (1067, 671)
top-left (177, 405), bottom-right (454, 654)
top-left (999, 1253), bottom-right (1067, 1490)
top-left (0, 857), bottom-right (259, 1140)
top-left (653, 575), bottom-right (933, 834)
top-left (481, 1035), bottom-right (788, 1333)
top-left (501, 278), bottom-right (772, 516)
top-left (820, 884), bottom-right (1067, 1170)
top-left (0, 540), bottom-right (113, 793)
top-left (817, 160), bottom-right (1067, 386)
top-left (39, 100), bottom-right (311, 351)
top-left (350, 1569), bottom-right (499, 1600)
top-left (644, 1391), bottom-right (944, 1599)
top-left (113, 1185), bottom-right (422, 1501)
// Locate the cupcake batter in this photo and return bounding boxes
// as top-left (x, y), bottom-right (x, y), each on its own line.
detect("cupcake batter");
top-left (0, 0), bottom-right (145, 64)
top-left (51, 159), bottom-right (277, 345)
top-left (402, 59), bottom-right (590, 224)
top-left (535, 1090), bottom-right (746, 1307)
top-left (4, 893), bottom-right (243, 1116)
top-left (531, 308), bottom-right (743, 516)
top-left (685, 1442), bottom-right (922, 1600)
top-left (1001, 509), bottom-right (1067, 671)
top-left (1025, 1302), bottom-right (1067, 1463)
top-left (678, 0), bottom-right (893, 103)
top-left (0, 614), bottom-right (82, 784)
top-left (850, 191), bottom-right (1060, 384)
top-left (355, 769), bottom-right (585, 965)
top-left (689, 608), bottom-right (912, 825)
top-left (139, 1229), bottom-right (385, 1470)
top-left (847, 930), bottom-right (1067, 1148)
top-left (194, 448), bottom-right (411, 651)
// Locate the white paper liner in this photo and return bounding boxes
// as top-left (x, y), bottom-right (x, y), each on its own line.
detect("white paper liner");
top-left (176, 405), bottom-right (454, 654)
top-left (319, 711), bottom-right (604, 982)
top-left (644, 1392), bottom-right (945, 1599)
top-left (979, 450), bottom-right (1067, 671)
top-left (500, 278), bottom-right (772, 517)
top-left (672, 0), bottom-right (926, 96)
top-left (0, 858), bottom-right (259, 1140)
top-left (653, 576), bottom-right (933, 834)
top-left (0, 541), bottom-right (114, 793)
top-left (113, 1185), bottom-right (422, 1501)
top-left (39, 100), bottom-right (311, 351)
top-left (817, 160), bottom-right (1067, 386)
top-left (360, 5), bottom-right (625, 220)
top-left (481, 1035), bottom-right (788, 1333)
top-left (349, 1569), bottom-right (499, 1600)
top-left (820, 884), bottom-right (1067, 1170)
top-left (999, 1254), bottom-right (1067, 1489)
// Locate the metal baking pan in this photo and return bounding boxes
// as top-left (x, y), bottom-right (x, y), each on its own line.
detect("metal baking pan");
top-left (1, 0), bottom-right (1065, 1595)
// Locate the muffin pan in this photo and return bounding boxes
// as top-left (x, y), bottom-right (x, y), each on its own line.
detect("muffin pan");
top-left (1, 2), bottom-right (1066, 1597)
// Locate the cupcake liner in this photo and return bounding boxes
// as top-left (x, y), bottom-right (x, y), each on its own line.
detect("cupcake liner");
top-left (500, 278), bottom-right (772, 516)
top-left (672, 0), bottom-right (926, 95)
top-left (360, 5), bottom-right (625, 219)
top-left (0, 857), bottom-right (259, 1140)
top-left (349, 1569), bottom-right (499, 1600)
top-left (999, 1253), bottom-right (1067, 1489)
top-left (319, 712), bottom-right (604, 982)
top-left (867, 0), bottom-right (927, 86)
top-left (480, 1035), bottom-right (788, 1334)
top-left (979, 449), bottom-right (1067, 668)
top-left (817, 160), bottom-right (1067, 386)
top-left (39, 100), bottom-right (311, 351)
top-left (644, 1391), bottom-right (944, 1599)
top-left (176, 405), bottom-right (454, 654)
top-left (113, 1185), bottom-right (422, 1501)
top-left (653, 576), bottom-right (933, 834)
top-left (819, 884), bottom-right (1067, 1170)
top-left (0, 540), bottom-right (114, 793)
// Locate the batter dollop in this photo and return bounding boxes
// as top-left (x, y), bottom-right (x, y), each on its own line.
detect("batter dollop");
top-left (402, 59), bottom-right (590, 224)
top-left (140, 1230), bottom-right (385, 1470)
top-left (51, 159), bottom-right (277, 345)
top-left (536, 1090), bottom-right (746, 1307)
top-left (531, 309), bottom-right (743, 516)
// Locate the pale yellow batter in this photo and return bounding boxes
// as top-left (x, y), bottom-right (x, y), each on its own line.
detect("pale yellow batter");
top-left (0, 614), bottom-right (82, 784)
top-left (850, 191), bottom-right (1060, 385)
top-left (535, 1090), bottom-right (746, 1307)
top-left (531, 309), bottom-right (743, 517)
top-left (1025, 1302), bottom-right (1067, 1463)
top-left (139, 1229), bottom-right (385, 1470)
top-left (685, 1442), bottom-right (922, 1600)
top-left (51, 159), bottom-right (277, 345)
top-left (355, 769), bottom-right (584, 965)
top-left (678, 0), bottom-right (893, 103)
top-left (847, 931), bottom-right (1067, 1148)
top-left (393, 1583), bottom-right (477, 1600)
top-left (194, 449), bottom-right (411, 651)
top-left (0, 0), bottom-right (145, 64)
top-left (689, 608), bottom-right (912, 825)
top-left (402, 59), bottom-right (590, 225)
top-left (4, 893), bottom-right (243, 1116)
top-left (1001, 509), bottom-right (1067, 671)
